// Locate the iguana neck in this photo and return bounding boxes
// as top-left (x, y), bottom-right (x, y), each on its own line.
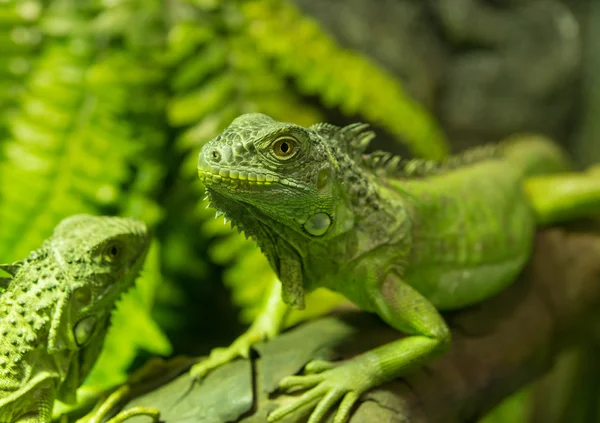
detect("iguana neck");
top-left (206, 182), bottom-right (358, 283)
top-left (207, 188), bottom-right (320, 266)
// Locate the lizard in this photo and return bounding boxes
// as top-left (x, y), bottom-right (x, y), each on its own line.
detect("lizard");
top-left (193, 113), bottom-right (597, 423)
top-left (0, 214), bottom-right (159, 423)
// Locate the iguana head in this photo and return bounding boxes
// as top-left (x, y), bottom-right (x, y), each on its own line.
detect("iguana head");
top-left (198, 113), bottom-right (375, 307)
top-left (198, 113), bottom-right (342, 237)
top-left (197, 113), bottom-right (376, 235)
top-left (49, 214), bottom-right (151, 349)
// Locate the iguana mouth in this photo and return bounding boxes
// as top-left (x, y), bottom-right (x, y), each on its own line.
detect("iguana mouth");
top-left (198, 166), bottom-right (302, 189)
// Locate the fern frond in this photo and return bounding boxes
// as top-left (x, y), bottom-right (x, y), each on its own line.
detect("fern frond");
top-left (0, 42), bottom-right (127, 260)
top-left (0, 0), bottom-right (167, 252)
top-left (0, 0), bottom-right (45, 141)
top-left (241, 0), bottom-right (449, 160)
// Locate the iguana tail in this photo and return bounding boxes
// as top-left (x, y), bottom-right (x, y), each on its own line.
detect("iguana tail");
top-left (524, 169), bottom-right (600, 225)
top-left (500, 135), bottom-right (600, 225)
top-left (499, 134), bottom-right (572, 177)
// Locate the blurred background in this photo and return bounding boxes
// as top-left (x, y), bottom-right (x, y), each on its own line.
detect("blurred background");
top-left (0, 0), bottom-right (598, 421)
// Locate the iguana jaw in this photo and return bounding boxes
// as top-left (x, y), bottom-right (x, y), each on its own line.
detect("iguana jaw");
top-left (198, 152), bottom-right (333, 238)
top-left (197, 167), bottom-right (304, 190)
top-left (204, 187), bottom-right (307, 309)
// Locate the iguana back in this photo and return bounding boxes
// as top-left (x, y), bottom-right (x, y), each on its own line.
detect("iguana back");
top-left (368, 137), bottom-right (569, 309)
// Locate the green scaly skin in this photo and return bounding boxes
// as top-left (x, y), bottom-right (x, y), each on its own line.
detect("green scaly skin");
top-left (0, 215), bottom-right (157, 423)
top-left (193, 114), bottom-right (585, 423)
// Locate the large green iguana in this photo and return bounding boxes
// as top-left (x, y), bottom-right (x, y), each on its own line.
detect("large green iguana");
top-left (193, 113), bottom-right (598, 423)
top-left (0, 215), bottom-right (158, 422)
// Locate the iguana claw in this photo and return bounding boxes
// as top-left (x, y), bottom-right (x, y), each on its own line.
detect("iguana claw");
top-left (267, 359), bottom-right (373, 423)
top-left (104, 407), bottom-right (160, 423)
top-left (190, 315), bottom-right (279, 380)
top-left (190, 338), bottom-right (255, 381)
top-left (190, 279), bottom-right (287, 381)
top-left (81, 385), bottom-right (160, 423)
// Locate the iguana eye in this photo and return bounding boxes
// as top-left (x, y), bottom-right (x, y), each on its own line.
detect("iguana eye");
top-left (272, 137), bottom-right (298, 160)
top-left (103, 242), bottom-right (122, 262)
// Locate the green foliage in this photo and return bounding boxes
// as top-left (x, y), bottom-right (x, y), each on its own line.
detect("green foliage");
top-left (0, 0), bottom-right (45, 140)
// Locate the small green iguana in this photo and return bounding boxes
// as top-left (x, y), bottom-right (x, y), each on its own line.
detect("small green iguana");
top-left (0, 215), bottom-right (157, 423)
top-left (193, 113), bottom-right (597, 423)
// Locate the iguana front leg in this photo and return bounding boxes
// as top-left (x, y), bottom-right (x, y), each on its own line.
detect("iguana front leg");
top-left (81, 384), bottom-right (160, 423)
top-left (268, 274), bottom-right (450, 423)
top-left (190, 277), bottom-right (290, 379)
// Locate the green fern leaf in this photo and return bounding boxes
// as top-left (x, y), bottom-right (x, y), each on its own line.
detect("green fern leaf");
top-left (0, 0), bottom-right (45, 146)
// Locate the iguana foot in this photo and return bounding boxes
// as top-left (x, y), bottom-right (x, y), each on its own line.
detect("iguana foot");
top-left (83, 385), bottom-right (160, 423)
top-left (267, 359), bottom-right (376, 423)
top-left (190, 315), bottom-right (279, 380)
top-left (79, 357), bottom-right (195, 423)
top-left (104, 406), bottom-right (160, 423)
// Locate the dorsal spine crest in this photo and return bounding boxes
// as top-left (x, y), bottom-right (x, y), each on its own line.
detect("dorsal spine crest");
top-left (310, 122), bottom-right (376, 159)
top-left (362, 144), bottom-right (499, 178)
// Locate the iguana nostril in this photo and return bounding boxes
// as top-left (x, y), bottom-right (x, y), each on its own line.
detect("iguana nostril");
top-left (211, 150), bottom-right (221, 162)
